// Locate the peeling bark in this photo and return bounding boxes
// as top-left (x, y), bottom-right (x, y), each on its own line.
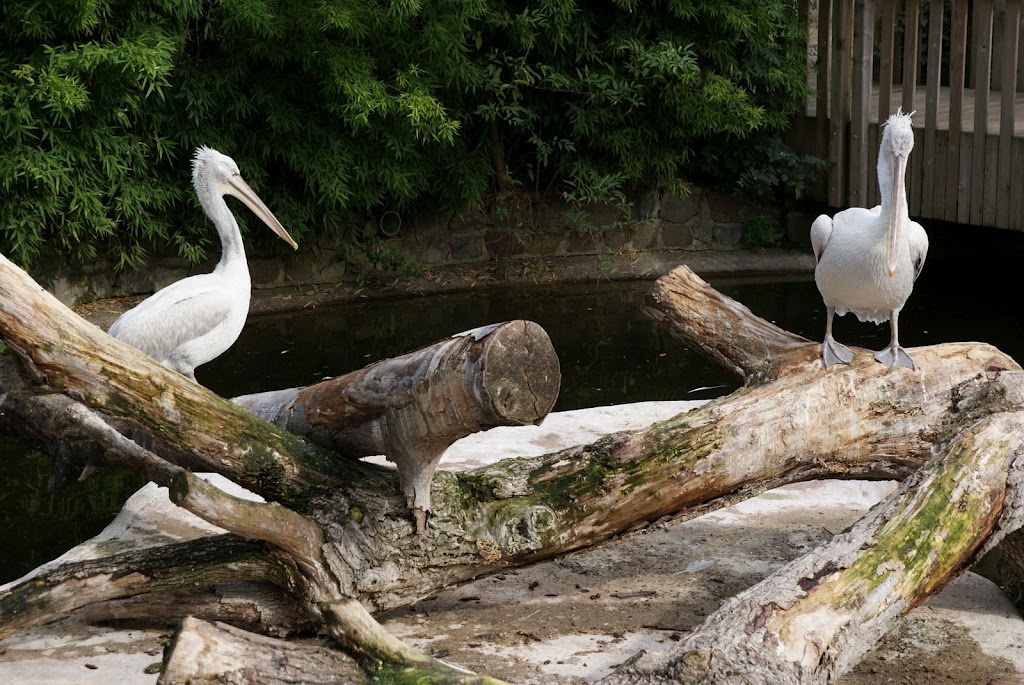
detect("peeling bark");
top-left (641, 266), bottom-right (812, 378)
top-left (78, 583), bottom-right (315, 636)
top-left (0, 535), bottom-right (293, 641)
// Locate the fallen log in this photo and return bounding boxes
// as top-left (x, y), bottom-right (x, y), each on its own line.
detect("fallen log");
top-left (1, 257), bottom-right (1023, 684)
top-left (159, 616), bottom-right (365, 684)
top-left (234, 319), bottom-right (560, 532)
top-left (606, 406), bottom-right (1024, 684)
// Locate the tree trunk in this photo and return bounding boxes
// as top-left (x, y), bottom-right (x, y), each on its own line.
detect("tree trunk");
top-left (1, 255), bottom-right (1022, 684)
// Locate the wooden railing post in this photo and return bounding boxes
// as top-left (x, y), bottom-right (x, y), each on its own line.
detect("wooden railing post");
top-left (901, 0), bottom-right (921, 115)
top-left (829, 0), bottom-right (853, 206)
top-left (972, 0), bottom-right (995, 227)
top-left (816, 0), bottom-right (833, 180)
top-left (923, 0), bottom-right (944, 218)
top-left (997, 0), bottom-right (1021, 228)
top-left (850, 0), bottom-right (874, 208)
top-left (946, 2), bottom-right (969, 224)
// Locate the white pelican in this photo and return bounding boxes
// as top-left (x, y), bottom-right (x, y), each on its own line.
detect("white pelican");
top-left (109, 146), bottom-right (297, 381)
top-left (810, 109), bottom-right (929, 370)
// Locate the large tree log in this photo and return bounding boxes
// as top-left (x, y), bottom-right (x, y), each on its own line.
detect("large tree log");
top-left (607, 407), bottom-right (1024, 684)
top-left (234, 320), bottom-right (559, 531)
top-left (2, 257), bottom-right (1023, 684)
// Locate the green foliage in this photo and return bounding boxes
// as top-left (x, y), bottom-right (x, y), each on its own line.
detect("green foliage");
top-left (701, 132), bottom-right (828, 204)
top-left (474, 0), bottom-right (810, 207)
top-left (0, 0), bottom-right (810, 269)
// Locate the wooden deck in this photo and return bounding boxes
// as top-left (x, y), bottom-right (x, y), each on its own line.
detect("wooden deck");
top-left (792, 0), bottom-right (1024, 231)
top-left (805, 84), bottom-right (1024, 136)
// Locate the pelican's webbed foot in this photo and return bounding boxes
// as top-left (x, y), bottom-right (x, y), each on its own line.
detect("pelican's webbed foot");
top-left (821, 336), bottom-right (854, 368)
top-left (874, 345), bottom-right (915, 370)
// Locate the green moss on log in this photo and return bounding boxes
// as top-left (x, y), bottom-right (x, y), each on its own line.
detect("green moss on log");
top-left (818, 433), bottom-right (1011, 610)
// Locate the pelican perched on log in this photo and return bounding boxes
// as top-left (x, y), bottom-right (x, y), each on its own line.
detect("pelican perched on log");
top-left (110, 147), bottom-right (297, 381)
top-left (810, 109), bottom-right (929, 370)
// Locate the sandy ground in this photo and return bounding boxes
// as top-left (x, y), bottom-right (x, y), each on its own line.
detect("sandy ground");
top-left (1, 402), bottom-right (1022, 684)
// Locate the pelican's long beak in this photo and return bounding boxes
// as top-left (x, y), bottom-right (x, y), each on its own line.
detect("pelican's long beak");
top-left (886, 153), bottom-right (908, 277)
top-left (226, 175), bottom-right (298, 250)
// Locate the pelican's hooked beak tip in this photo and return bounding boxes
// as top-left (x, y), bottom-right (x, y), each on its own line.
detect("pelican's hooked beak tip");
top-left (888, 268), bottom-right (896, 278)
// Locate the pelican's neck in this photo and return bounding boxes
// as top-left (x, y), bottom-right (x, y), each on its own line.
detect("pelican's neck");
top-left (197, 186), bottom-right (247, 274)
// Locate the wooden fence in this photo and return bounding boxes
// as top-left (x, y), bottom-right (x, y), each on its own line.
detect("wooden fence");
top-left (791, 0), bottom-right (1024, 229)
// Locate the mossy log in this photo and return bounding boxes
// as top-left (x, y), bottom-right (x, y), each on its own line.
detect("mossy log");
top-left (1, 256), bottom-right (1023, 684)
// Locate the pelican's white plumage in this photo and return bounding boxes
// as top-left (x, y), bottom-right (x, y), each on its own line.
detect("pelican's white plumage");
top-left (109, 147), bottom-right (297, 381)
top-left (811, 109), bottom-right (929, 369)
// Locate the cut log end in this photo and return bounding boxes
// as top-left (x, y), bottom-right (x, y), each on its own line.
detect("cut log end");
top-left (481, 320), bottom-right (560, 425)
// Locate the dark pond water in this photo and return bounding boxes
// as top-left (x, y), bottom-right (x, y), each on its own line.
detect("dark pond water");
top-left (2, 222), bottom-right (1024, 583)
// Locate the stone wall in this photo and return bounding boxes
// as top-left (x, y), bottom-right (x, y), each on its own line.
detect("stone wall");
top-left (38, 186), bottom-right (808, 306)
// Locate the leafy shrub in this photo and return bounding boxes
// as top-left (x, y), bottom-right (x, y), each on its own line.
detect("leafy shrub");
top-left (0, 0), bottom-right (811, 269)
top-left (698, 132), bottom-right (829, 204)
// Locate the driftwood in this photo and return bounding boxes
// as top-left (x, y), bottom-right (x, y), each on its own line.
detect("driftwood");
top-left (1, 255), bottom-right (1023, 684)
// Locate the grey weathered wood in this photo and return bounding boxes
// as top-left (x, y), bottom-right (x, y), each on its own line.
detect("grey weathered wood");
top-left (829, 0), bottom-right (853, 205)
top-left (958, 130), bottom-right (974, 224)
top-left (923, 0), bottom-right (944, 217)
top-left (850, 0), bottom-right (874, 207)
top-left (983, 132), bottom-right (1000, 227)
top-left (233, 320), bottom-right (560, 532)
top-left (932, 129), bottom-right (948, 220)
top-left (909, 125), bottom-right (924, 216)
top-left (998, 0), bottom-right (1021, 227)
top-left (0, 535), bottom-right (290, 642)
top-left (816, 0), bottom-right (833, 184)
top-left (867, 122), bottom-right (880, 208)
top-left (901, 0), bottom-right (921, 115)
top-left (807, 0), bottom-right (1023, 230)
top-left (3, 258), bottom-right (1024, 685)
top-left (877, 0), bottom-right (896, 122)
top-left (971, 0), bottom-right (995, 226)
top-left (608, 406), bottom-right (1024, 685)
top-left (159, 617), bottom-right (366, 685)
top-left (947, 1), bottom-right (970, 222)
top-left (1013, 137), bottom-right (1024, 228)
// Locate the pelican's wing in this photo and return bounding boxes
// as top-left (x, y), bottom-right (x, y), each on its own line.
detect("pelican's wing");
top-left (109, 276), bottom-right (235, 363)
top-left (908, 220), bottom-right (929, 281)
top-left (809, 214), bottom-right (833, 263)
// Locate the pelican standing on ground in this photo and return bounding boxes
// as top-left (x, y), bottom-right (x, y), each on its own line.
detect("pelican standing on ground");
top-left (810, 109), bottom-right (929, 370)
top-left (110, 146), bottom-right (297, 381)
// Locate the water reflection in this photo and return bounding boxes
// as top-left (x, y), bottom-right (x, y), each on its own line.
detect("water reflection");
top-left (0, 436), bottom-right (146, 582)
top-left (202, 281), bottom-right (741, 408)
